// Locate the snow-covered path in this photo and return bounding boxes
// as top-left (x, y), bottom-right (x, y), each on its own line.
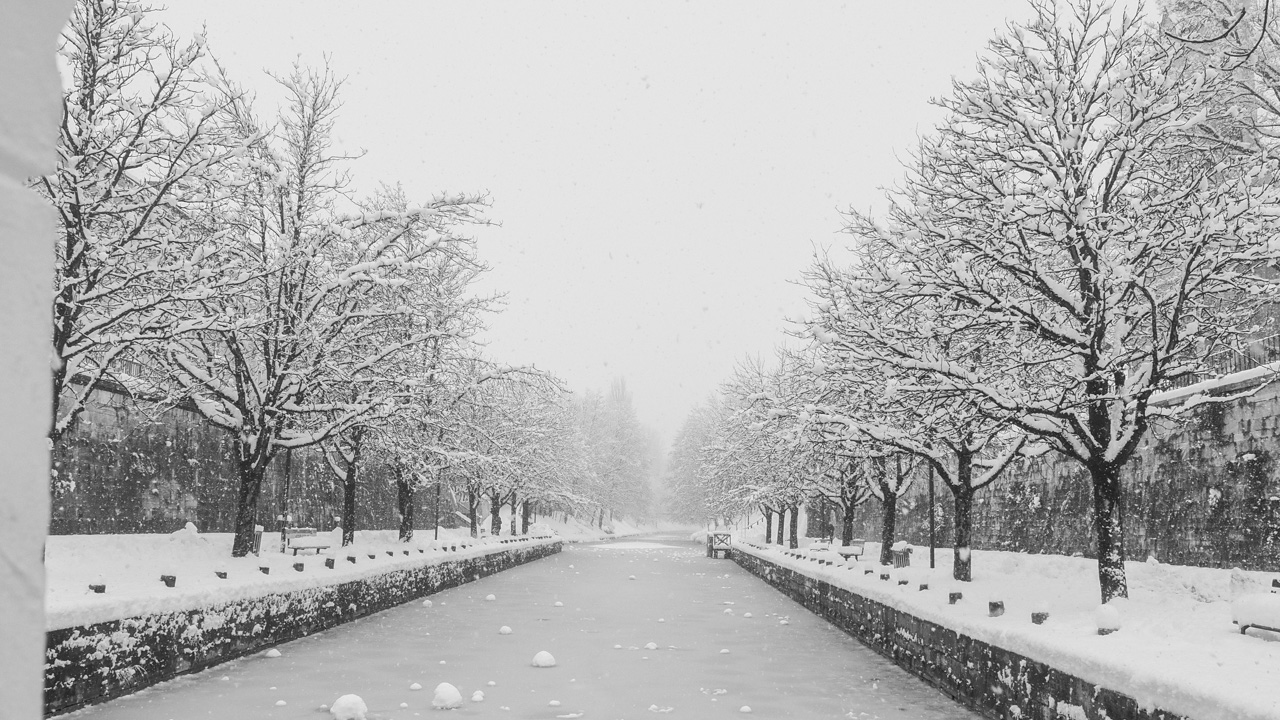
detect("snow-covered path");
top-left (65, 534), bottom-right (978, 719)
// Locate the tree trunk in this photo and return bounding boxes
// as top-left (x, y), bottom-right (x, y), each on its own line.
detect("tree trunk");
top-left (468, 489), bottom-right (478, 538)
top-left (230, 455), bottom-right (269, 557)
top-left (1091, 460), bottom-right (1129, 603)
top-left (341, 455), bottom-right (360, 547)
top-left (490, 492), bottom-right (503, 536)
top-left (788, 505), bottom-right (799, 549)
top-left (879, 491), bottom-right (897, 565)
top-left (396, 467), bottom-right (414, 543)
top-left (521, 500), bottom-right (531, 535)
top-left (952, 486), bottom-right (974, 581)
top-left (763, 507), bottom-right (773, 544)
top-left (841, 503), bottom-right (854, 546)
top-left (776, 507), bottom-right (785, 545)
top-left (509, 492), bottom-right (518, 536)
top-left (598, 507), bottom-right (604, 528)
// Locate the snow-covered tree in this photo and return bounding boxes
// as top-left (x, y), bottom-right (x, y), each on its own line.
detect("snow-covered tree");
top-left (166, 64), bottom-right (486, 556)
top-left (845, 0), bottom-right (1280, 600)
top-left (804, 257), bottom-right (1032, 580)
top-left (37, 0), bottom-right (249, 442)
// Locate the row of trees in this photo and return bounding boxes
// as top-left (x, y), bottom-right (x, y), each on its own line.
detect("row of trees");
top-left (666, 0), bottom-right (1280, 602)
top-left (37, 0), bottom-right (656, 556)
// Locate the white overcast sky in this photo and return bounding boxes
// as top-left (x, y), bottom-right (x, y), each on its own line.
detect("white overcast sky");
top-left (157, 0), bottom-right (1032, 448)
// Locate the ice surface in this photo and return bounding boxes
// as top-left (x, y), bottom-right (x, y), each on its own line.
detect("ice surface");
top-left (68, 534), bottom-right (979, 720)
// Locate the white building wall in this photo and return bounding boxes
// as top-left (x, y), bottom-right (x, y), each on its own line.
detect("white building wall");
top-left (0, 1), bottom-right (73, 716)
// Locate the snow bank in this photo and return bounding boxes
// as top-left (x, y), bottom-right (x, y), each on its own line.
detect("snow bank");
top-left (45, 529), bottom-right (554, 630)
top-left (736, 541), bottom-right (1280, 720)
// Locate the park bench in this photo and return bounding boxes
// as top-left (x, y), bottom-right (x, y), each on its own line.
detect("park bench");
top-left (836, 539), bottom-right (866, 561)
top-left (808, 540), bottom-right (831, 553)
top-left (1232, 581), bottom-right (1280, 636)
top-left (707, 532), bottom-right (732, 559)
top-left (284, 527), bottom-right (330, 556)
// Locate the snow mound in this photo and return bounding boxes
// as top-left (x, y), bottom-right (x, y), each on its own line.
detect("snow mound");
top-left (471, 690), bottom-right (484, 702)
top-left (264, 648), bottom-right (281, 658)
top-left (485, 594), bottom-right (496, 601)
top-left (554, 601), bottom-right (564, 607)
top-left (549, 700), bottom-right (562, 707)
top-left (644, 642), bottom-right (658, 650)
top-left (330, 694), bottom-right (367, 720)
top-left (739, 706), bottom-right (752, 713)
top-left (432, 682), bottom-right (463, 709)
top-left (531, 650), bottom-right (557, 667)
top-left (499, 625), bottom-right (512, 635)
top-left (1096, 602), bottom-right (1123, 631)
top-left (422, 599), bottom-right (433, 607)
top-left (409, 682), bottom-right (422, 691)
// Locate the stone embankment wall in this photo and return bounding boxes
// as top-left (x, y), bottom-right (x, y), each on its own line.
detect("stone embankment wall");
top-left (841, 382), bottom-right (1280, 571)
top-left (44, 540), bottom-right (560, 716)
top-left (733, 547), bottom-right (1187, 720)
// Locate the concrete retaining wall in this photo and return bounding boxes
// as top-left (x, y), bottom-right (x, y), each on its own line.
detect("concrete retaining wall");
top-left (733, 548), bottom-right (1187, 720)
top-left (45, 541), bottom-right (560, 716)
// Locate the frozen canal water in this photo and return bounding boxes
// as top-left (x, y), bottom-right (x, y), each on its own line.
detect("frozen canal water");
top-left (68, 534), bottom-right (979, 719)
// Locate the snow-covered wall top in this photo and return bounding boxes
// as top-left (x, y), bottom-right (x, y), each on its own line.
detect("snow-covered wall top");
top-left (735, 541), bottom-right (1280, 720)
top-left (0, 3), bottom-right (74, 718)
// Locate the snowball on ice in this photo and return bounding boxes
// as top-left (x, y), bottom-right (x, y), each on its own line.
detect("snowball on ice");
top-left (629, 575), bottom-right (637, 580)
top-left (719, 648), bottom-right (730, 654)
top-left (499, 625), bottom-right (512, 634)
top-left (554, 601), bottom-right (564, 607)
top-left (739, 706), bottom-right (752, 713)
top-left (644, 642), bottom-right (658, 650)
top-left (422, 599), bottom-right (433, 607)
top-left (485, 594), bottom-right (496, 601)
top-left (432, 682), bottom-right (464, 709)
top-left (487, 681), bottom-right (496, 686)
top-left (330, 694), bottom-right (368, 720)
top-left (264, 648), bottom-right (281, 658)
top-left (743, 613), bottom-right (753, 618)
top-left (531, 650), bottom-right (557, 667)
top-left (409, 682), bottom-right (422, 691)
top-left (471, 690), bottom-right (484, 702)
top-left (275, 700), bottom-right (286, 706)
top-left (549, 700), bottom-right (562, 707)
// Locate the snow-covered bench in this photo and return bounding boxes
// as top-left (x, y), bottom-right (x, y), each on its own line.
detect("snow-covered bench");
top-left (836, 539), bottom-right (866, 561)
top-left (284, 528), bottom-right (330, 556)
top-left (1232, 591), bottom-right (1280, 636)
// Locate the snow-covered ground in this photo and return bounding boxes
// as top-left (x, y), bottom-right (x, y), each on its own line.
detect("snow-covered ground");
top-left (45, 515), bottom-right (680, 631)
top-left (734, 534), bottom-right (1280, 720)
top-left (61, 533), bottom-right (977, 719)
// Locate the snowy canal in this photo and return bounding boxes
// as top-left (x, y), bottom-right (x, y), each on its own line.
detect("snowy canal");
top-left (66, 534), bottom-right (978, 719)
